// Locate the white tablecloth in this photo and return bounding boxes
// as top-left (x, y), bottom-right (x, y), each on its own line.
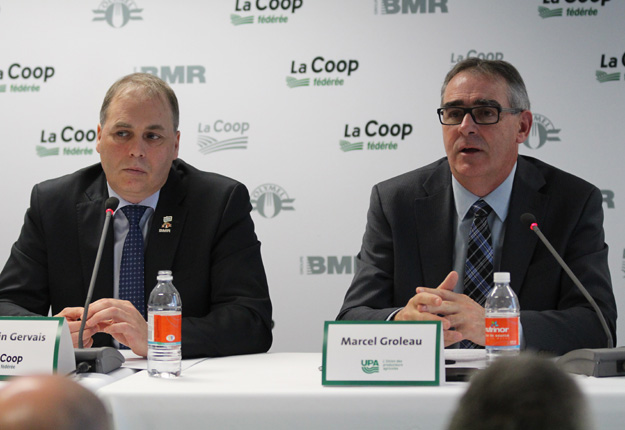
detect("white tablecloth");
top-left (96, 352), bottom-right (625, 430)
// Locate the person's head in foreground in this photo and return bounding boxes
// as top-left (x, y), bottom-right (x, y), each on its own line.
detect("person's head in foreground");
top-left (447, 354), bottom-right (593, 430)
top-left (0, 374), bottom-right (111, 430)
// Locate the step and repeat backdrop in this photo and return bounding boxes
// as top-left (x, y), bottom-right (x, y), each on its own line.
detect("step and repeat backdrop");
top-left (0, 0), bottom-right (623, 352)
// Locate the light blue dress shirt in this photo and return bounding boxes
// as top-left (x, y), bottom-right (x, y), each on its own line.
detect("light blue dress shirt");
top-left (451, 162), bottom-right (517, 293)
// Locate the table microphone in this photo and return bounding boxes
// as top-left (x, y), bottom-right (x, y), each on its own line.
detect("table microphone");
top-left (74, 197), bottom-right (125, 373)
top-left (521, 213), bottom-right (625, 377)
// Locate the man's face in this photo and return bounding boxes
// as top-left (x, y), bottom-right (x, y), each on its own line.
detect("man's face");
top-left (441, 71), bottom-right (531, 196)
top-left (96, 88), bottom-right (180, 203)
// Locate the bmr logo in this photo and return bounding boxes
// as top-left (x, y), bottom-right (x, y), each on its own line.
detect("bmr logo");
top-left (197, 120), bottom-right (249, 154)
top-left (301, 256), bottom-right (357, 275)
top-left (93, 1), bottom-right (143, 28)
top-left (602, 190), bottom-right (615, 209)
top-left (523, 114), bottom-right (561, 150)
top-left (378, 0), bottom-right (449, 15)
top-left (137, 66), bottom-right (206, 84)
top-left (251, 184), bottom-right (295, 218)
top-left (361, 360), bottom-right (380, 374)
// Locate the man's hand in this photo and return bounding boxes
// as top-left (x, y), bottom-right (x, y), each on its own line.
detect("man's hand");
top-left (394, 271), bottom-right (486, 346)
top-left (393, 272), bottom-right (462, 346)
top-left (54, 307), bottom-right (98, 349)
top-left (412, 271), bottom-right (486, 346)
top-left (84, 298), bottom-right (148, 357)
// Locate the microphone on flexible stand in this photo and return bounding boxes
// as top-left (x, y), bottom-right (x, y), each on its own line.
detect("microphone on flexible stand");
top-left (521, 213), bottom-right (625, 377)
top-left (74, 197), bottom-right (125, 373)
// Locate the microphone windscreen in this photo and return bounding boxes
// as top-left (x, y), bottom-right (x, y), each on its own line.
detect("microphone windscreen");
top-left (105, 197), bottom-right (120, 212)
top-left (520, 213), bottom-right (537, 228)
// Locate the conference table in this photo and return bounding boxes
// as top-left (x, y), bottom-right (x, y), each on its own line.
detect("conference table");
top-left (94, 351), bottom-right (625, 430)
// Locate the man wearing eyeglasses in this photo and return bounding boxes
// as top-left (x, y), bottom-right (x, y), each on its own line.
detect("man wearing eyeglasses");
top-left (337, 58), bottom-right (616, 354)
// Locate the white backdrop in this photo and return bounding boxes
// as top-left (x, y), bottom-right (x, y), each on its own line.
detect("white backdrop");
top-left (0, 0), bottom-right (623, 352)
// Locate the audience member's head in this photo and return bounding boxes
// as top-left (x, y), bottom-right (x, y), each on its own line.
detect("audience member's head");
top-left (447, 354), bottom-right (594, 430)
top-left (0, 374), bottom-right (111, 430)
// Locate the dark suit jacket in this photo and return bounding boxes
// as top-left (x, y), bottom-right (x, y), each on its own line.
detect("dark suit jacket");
top-left (337, 156), bottom-right (617, 355)
top-left (0, 159), bottom-right (272, 358)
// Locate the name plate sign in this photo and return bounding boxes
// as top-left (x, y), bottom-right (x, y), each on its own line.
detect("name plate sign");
top-left (0, 317), bottom-right (75, 379)
top-left (322, 321), bottom-right (443, 386)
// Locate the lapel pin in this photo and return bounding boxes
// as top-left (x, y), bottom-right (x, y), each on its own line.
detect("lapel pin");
top-left (159, 216), bottom-right (173, 233)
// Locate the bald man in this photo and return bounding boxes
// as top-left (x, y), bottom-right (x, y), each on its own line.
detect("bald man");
top-left (0, 375), bottom-right (110, 430)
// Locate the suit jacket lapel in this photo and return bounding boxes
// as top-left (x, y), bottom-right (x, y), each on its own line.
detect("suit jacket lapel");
top-left (76, 171), bottom-right (114, 301)
top-left (500, 156), bottom-right (549, 295)
top-left (144, 167), bottom-right (188, 296)
top-left (414, 162), bottom-right (455, 288)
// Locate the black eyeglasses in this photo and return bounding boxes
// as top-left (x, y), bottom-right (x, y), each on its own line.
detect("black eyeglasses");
top-left (437, 106), bottom-right (523, 125)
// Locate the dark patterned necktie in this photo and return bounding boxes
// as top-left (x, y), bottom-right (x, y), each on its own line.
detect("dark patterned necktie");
top-left (119, 205), bottom-right (148, 319)
top-left (461, 199), bottom-right (493, 349)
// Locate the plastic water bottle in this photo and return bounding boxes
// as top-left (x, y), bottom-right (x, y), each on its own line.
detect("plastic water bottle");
top-left (485, 272), bottom-right (520, 362)
top-left (148, 270), bottom-right (182, 378)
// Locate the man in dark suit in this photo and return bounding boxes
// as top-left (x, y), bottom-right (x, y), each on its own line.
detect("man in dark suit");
top-left (0, 73), bottom-right (272, 358)
top-left (337, 59), bottom-right (616, 355)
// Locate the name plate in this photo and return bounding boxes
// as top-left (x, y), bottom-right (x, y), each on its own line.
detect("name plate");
top-left (322, 321), bottom-right (443, 386)
top-left (0, 317), bottom-right (75, 379)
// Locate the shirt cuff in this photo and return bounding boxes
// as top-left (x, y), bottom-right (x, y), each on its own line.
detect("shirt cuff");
top-left (386, 308), bottom-right (403, 321)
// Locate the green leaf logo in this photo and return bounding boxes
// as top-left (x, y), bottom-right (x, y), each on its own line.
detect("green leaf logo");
top-left (596, 70), bottom-right (621, 83)
top-left (339, 140), bottom-right (363, 152)
top-left (286, 76), bottom-right (310, 88)
top-left (231, 14), bottom-right (254, 26)
top-left (538, 6), bottom-right (563, 18)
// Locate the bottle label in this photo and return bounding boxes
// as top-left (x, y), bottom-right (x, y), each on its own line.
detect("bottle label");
top-left (485, 317), bottom-right (519, 347)
top-left (149, 313), bottom-right (181, 344)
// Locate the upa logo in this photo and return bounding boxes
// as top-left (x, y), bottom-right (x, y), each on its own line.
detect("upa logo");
top-left (341, 120), bottom-right (413, 152)
top-left (361, 360), bottom-right (380, 374)
top-left (523, 113), bottom-right (561, 150)
top-left (136, 66), bottom-right (206, 84)
top-left (538, 0), bottom-right (611, 19)
top-left (596, 52), bottom-right (625, 83)
top-left (251, 184), bottom-right (295, 218)
top-left (93, 0), bottom-right (143, 28)
top-left (376, 0), bottom-right (449, 14)
top-left (287, 57), bottom-right (359, 88)
top-left (231, 0), bottom-right (303, 25)
top-left (197, 120), bottom-right (249, 154)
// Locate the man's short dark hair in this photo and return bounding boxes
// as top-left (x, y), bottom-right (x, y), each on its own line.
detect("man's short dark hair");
top-left (441, 58), bottom-right (530, 111)
top-left (100, 72), bottom-right (180, 131)
top-left (447, 354), bottom-right (593, 430)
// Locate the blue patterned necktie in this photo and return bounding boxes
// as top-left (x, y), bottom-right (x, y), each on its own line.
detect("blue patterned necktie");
top-left (461, 199), bottom-right (493, 349)
top-left (119, 205), bottom-right (148, 319)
